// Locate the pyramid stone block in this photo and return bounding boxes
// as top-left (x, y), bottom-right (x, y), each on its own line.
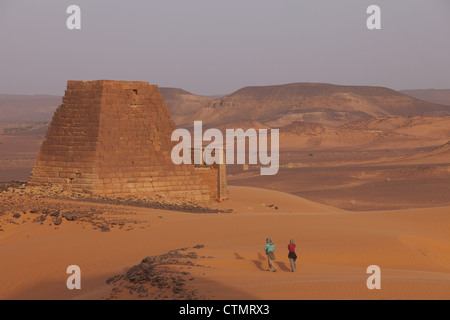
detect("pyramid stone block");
top-left (29, 80), bottom-right (225, 201)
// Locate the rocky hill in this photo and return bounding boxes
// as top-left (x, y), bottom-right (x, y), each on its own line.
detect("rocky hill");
top-left (159, 88), bottom-right (212, 126)
top-left (191, 83), bottom-right (450, 127)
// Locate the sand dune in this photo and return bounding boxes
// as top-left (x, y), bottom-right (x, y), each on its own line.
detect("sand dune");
top-left (416, 140), bottom-right (450, 156)
top-left (278, 116), bottom-right (450, 150)
top-left (1, 186), bottom-right (449, 300)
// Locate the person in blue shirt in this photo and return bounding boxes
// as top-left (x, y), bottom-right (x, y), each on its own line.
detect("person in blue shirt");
top-left (264, 238), bottom-right (278, 272)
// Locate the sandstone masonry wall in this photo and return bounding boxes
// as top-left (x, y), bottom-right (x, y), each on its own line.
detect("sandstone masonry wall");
top-left (29, 80), bottom-right (224, 202)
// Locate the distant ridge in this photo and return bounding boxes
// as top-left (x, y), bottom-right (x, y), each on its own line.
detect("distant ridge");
top-left (0, 94), bottom-right (61, 122)
top-left (401, 89), bottom-right (450, 106)
top-left (191, 83), bottom-right (450, 126)
top-left (2, 83), bottom-right (450, 127)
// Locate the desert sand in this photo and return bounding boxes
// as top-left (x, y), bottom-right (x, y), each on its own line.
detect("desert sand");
top-left (0, 185), bottom-right (449, 300)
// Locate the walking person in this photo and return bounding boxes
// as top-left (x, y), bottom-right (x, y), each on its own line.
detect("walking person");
top-left (288, 239), bottom-right (297, 272)
top-left (265, 238), bottom-right (278, 272)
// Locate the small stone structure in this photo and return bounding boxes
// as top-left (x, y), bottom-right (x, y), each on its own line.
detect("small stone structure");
top-left (29, 80), bottom-right (227, 202)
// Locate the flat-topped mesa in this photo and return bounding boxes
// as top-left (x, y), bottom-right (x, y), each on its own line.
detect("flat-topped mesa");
top-left (28, 80), bottom-right (227, 202)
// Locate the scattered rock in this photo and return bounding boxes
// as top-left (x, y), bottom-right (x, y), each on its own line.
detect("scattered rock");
top-left (13, 213), bottom-right (21, 219)
top-left (50, 210), bottom-right (60, 217)
top-left (54, 217), bottom-right (63, 226)
top-left (106, 246), bottom-right (208, 300)
top-left (1, 184), bottom-right (233, 214)
top-left (62, 212), bottom-right (78, 221)
top-left (0, 181), bottom-right (23, 193)
top-left (106, 275), bottom-right (123, 285)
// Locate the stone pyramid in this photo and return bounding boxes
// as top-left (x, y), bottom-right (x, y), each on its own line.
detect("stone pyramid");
top-left (29, 80), bottom-right (217, 201)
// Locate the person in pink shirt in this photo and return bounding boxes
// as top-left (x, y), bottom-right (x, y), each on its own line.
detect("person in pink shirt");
top-left (288, 239), bottom-right (297, 272)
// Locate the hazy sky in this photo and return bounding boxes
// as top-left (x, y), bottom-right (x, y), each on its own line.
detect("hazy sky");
top-left (1, 0), bottom-right (449, 96)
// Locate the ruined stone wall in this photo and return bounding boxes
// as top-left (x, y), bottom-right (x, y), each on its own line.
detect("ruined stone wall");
top-left (191, 147), bottom-right (228, 201)
top-left (29, 80), bottom-right (222, 202)
top-left (194, 164), bottom-right (228, 201)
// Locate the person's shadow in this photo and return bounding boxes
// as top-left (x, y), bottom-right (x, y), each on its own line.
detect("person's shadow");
top-left (252, 259), bottom-right (265, 271)
top-left (258, 252), bottom-right (291, 272)
top-left (248, 252), bottom-right (266, 271)
top-left (234, 252), bottom-right (245, 260)
top-left (275, 261), bottom-right (291, 272)
top-left (234, 252), bottom-right (291, 272)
